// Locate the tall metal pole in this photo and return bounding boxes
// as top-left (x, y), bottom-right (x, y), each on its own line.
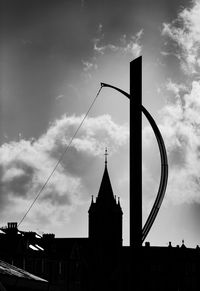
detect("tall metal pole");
top-left (130, 56), bottom-right (142, 248)
top-left (101, 56), bottom-right (143, 248)
top-left (101, 56), bottom-right (167, 247)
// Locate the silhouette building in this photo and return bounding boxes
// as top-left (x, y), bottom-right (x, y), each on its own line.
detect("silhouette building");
top-left (0, 152), bottom-right (200, 290)
top-left (88, 151), bottom-right (123, 249)
top-left (0, 153), bottom-right (200, 290)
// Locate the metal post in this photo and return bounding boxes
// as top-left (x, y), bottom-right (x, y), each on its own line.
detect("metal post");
top-left (130, 56), bottom-right (142, 248)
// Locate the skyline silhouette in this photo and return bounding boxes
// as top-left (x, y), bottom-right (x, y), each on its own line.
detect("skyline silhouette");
top-left (1, 145), bottom-right (200, 290)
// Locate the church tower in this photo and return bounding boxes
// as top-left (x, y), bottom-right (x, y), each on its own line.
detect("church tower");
top-left (88, 149), bottom-right (123, 249)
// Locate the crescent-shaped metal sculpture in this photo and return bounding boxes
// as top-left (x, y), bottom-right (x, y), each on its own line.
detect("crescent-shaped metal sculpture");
top-left (100, 82), bottom-right (168, 243)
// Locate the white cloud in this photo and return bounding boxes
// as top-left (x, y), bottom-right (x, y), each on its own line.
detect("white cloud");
top-left (153, 2), bottom-right (200, 206)
top-left (82, 27), bottom-right (143, 79)
top-left (162, 0), bottom-right (200, 74)
top-left (82, 61), bottom-right (98, 79)
top-left (82, 61), bottom-right (98, 72)
top-left (0, 114), bottom-right (128, 228)
top-left (93, 30), bottom-right (143, 58)
top-left (55, 94), bottom-right (64, 100)
top-left (143, 80), bottom-right (200, 206)
top-left (2, 167), bottom-right (25, 182)
top-left (98, 23), bottom-right (103, 34)
top-left (166, 79), bottom-right (187, 96)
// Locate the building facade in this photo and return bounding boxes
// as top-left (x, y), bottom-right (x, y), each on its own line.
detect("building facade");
top-left (0, 160), bottom-right (200, 290)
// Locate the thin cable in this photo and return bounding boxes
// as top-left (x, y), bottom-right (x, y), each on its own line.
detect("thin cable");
top-left (18, 85), bottom-right (103, 227)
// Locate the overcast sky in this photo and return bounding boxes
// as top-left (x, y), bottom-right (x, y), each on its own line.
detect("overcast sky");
top-left (1, 0), bottom-right (200, 247)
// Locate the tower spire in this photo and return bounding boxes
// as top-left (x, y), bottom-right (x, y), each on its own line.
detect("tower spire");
top-left (88, 150), bottom-right (123, 247)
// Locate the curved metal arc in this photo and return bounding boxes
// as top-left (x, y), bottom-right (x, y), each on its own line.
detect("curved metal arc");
top-left (101, 82), bottom-right (168, 243)
top-left (141, 107), bottom-right (168, 242)
top-left (101, 83), bottom-right (130, 99)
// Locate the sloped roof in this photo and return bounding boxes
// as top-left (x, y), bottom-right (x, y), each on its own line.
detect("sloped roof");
top-left (0, 260), bottom-right (48, 290)
top-left (0, 260), bottom-right (46, 281)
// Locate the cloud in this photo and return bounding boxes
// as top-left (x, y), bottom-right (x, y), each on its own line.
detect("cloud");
top-left (82, 27), bottom-right (143, 79)
top-left (93, 29), bottom-right (143, 58)
top-left (0, 114), bottom-right (128, 228)
top-left (55, 94), bottom-right (64, 100)
top-left (143, 80), bottom-right (200, 206)
top-left (148, 1), bottom-right (200, 208)
top-left (166, 79), bottom-right (187, 96)
top-left (162, 0), bottom-right (200, 74)
top-left (82, 61), bottom-right (97, 72)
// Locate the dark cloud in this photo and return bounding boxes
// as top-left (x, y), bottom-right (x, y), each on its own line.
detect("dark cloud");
top-left (0, 160), bottom-right (39, 216)
top-left (2, 161), bottom-right (36, 197)
top-left (169, 146), bottom-right (186, 168)
top-left (1, 0), bottom-right (189, 144)
top-left (0, 114), bottom-right (128, 225)
top-left (168, 137), bottom-right (187, 168)
top-left (0, 167), bottom-right (11, 211)
top-left (40, 191), bottom-right (71, 206)
top-left (59, 147), bottom-right (102, 196)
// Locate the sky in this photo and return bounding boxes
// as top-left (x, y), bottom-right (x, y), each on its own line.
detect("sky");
top-left (1, 0), bottom-right (200, 247)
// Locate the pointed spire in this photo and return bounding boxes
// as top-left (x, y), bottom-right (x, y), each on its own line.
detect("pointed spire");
top-left (96, 148), bottom-right (115, 204)
top-left (97, 166), bottom-right (114, 201)
top-left (88, 195), bottom-right (95, 213)
top-left (117, 197), bottom-right (123, 214)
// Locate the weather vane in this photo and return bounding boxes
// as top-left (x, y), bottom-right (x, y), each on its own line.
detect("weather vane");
top-left (104, 147), bottom-right (108, 166)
